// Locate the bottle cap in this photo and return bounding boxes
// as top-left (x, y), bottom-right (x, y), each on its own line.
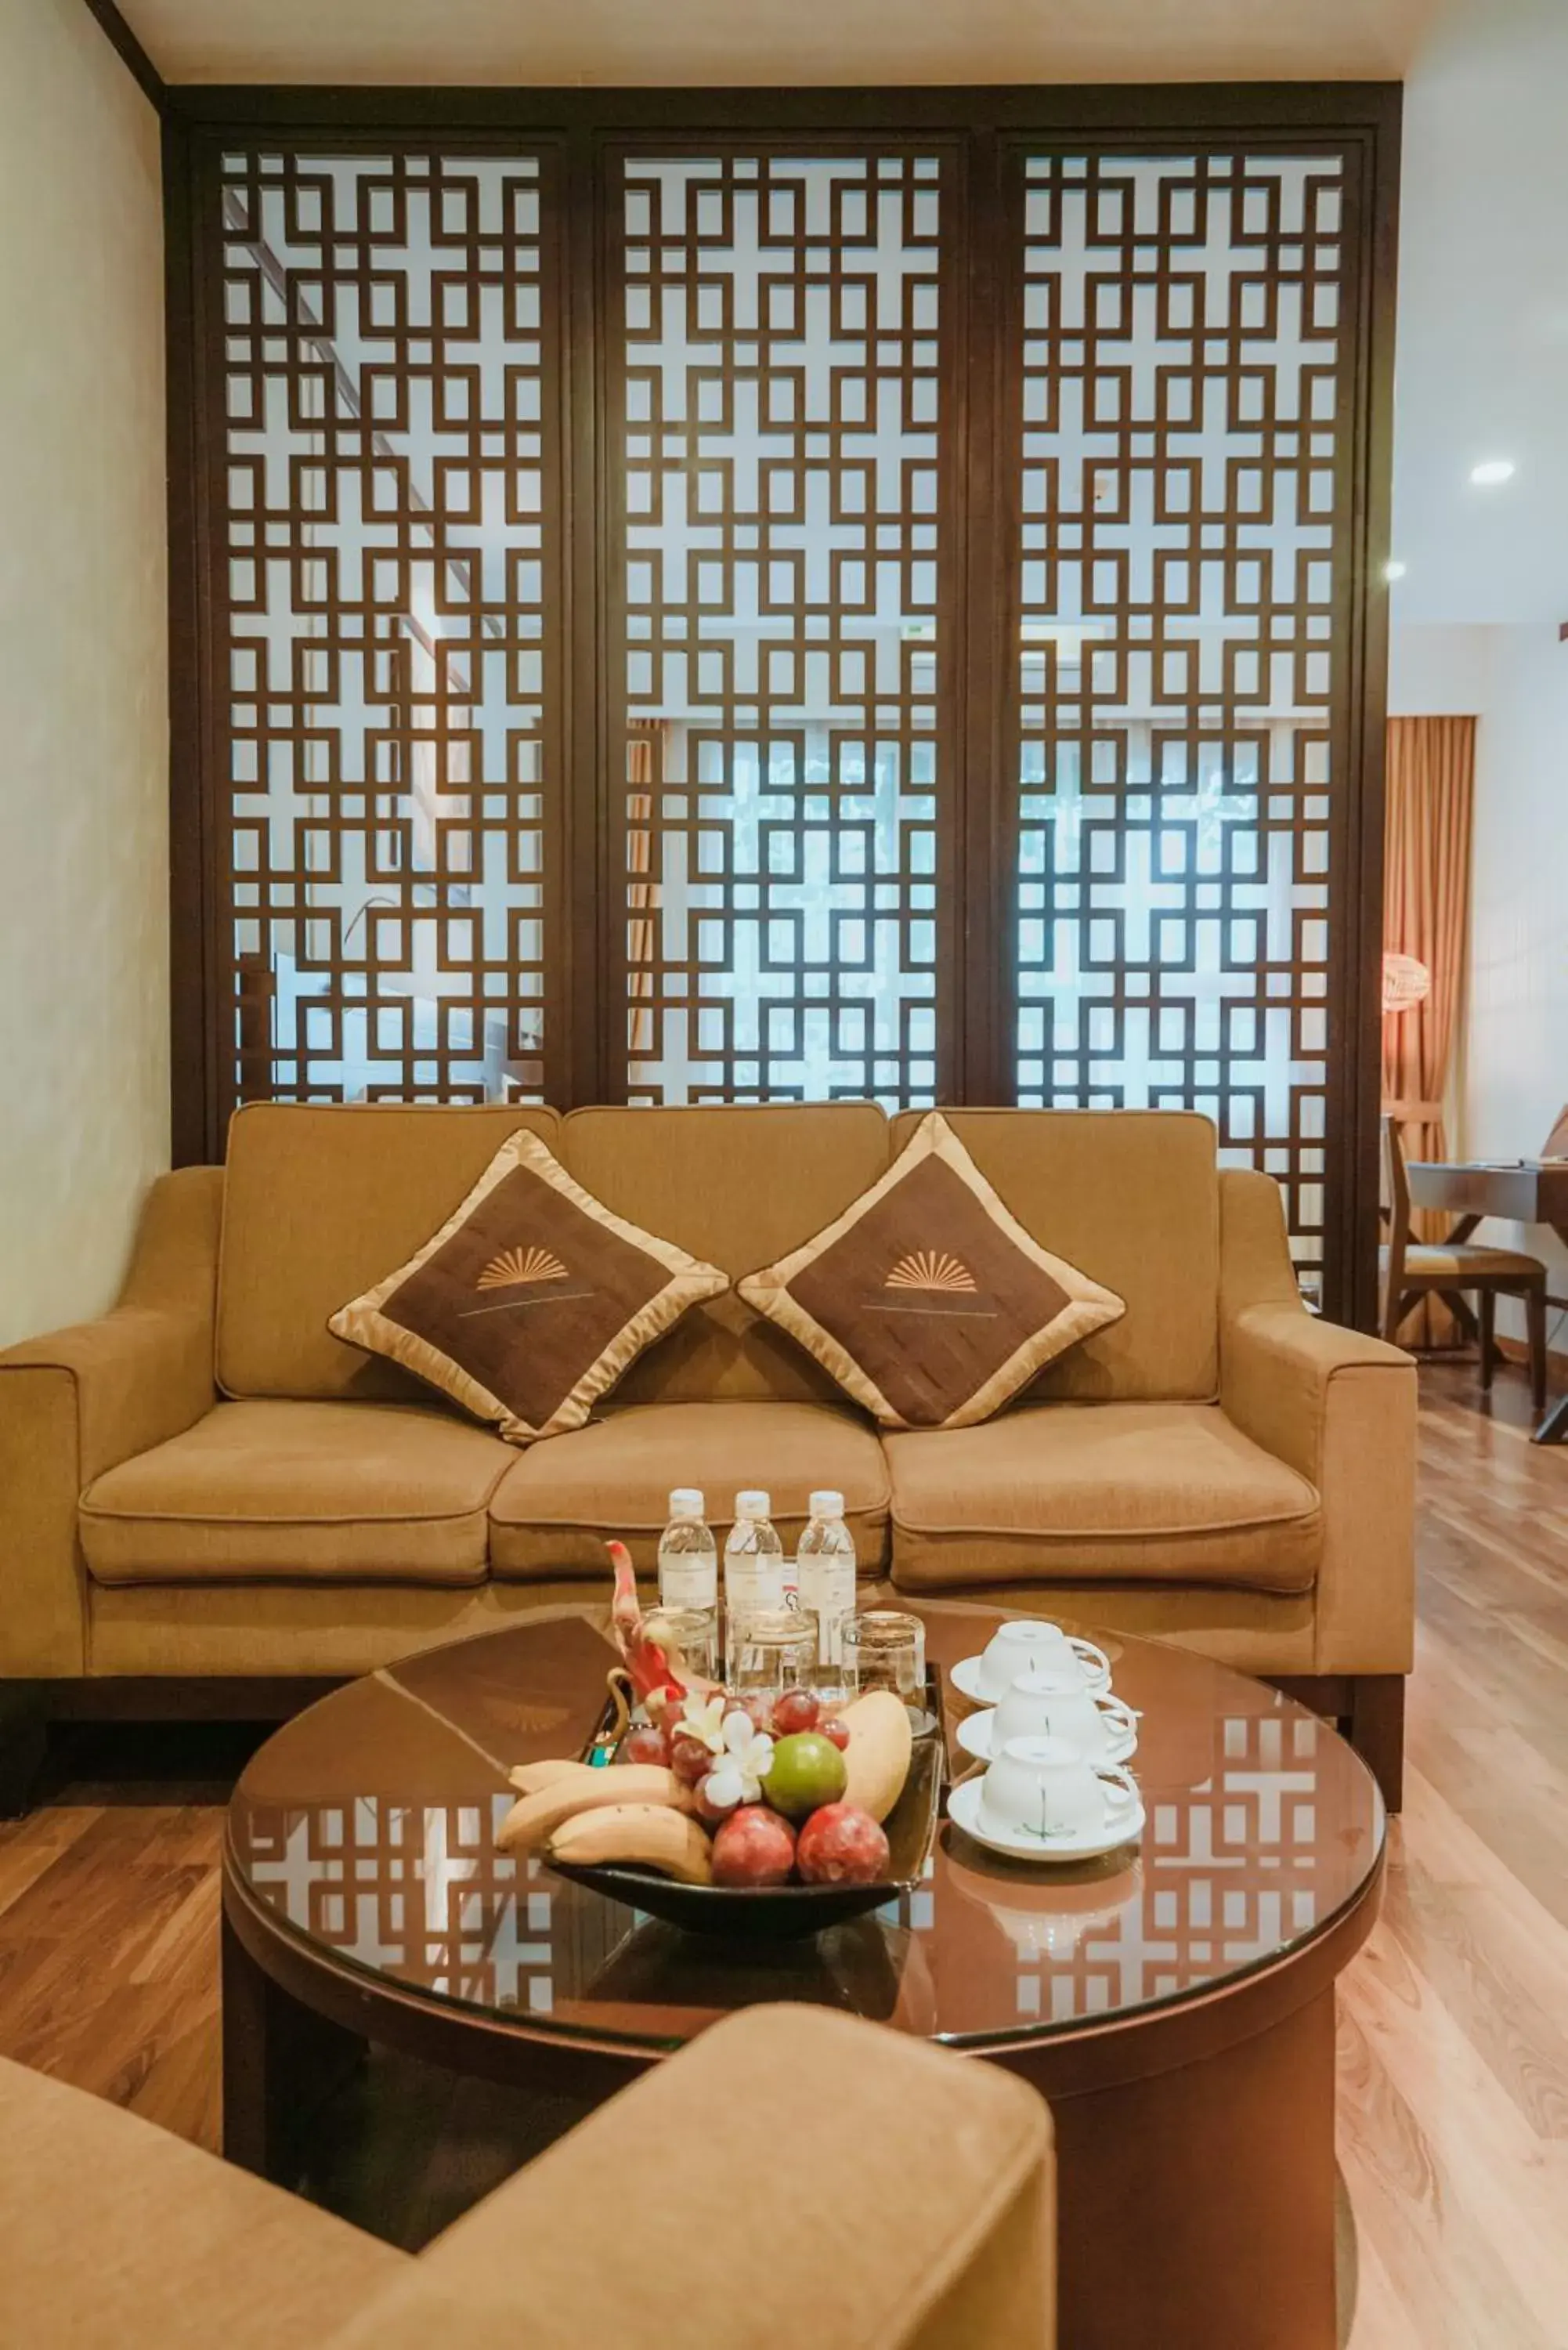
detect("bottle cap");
top-left (808, 1489), bottom-right (845, 1517)
top-left (668, 1488), bottom-right (704, 1518)
top-left (735, 1489), bottom-right (771, 1518)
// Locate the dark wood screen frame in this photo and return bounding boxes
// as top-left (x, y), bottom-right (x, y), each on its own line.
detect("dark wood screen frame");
top-left (161, 81), bottom-right (1398, 1329)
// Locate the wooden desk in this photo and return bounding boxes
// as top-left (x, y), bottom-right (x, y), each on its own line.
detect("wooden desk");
top-left (1407, 1159), bottom-right (1568, 1443)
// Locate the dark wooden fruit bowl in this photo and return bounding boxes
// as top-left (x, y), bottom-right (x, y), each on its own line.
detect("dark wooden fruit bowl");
top-left (547, 1672), bottom-right (945, 1941)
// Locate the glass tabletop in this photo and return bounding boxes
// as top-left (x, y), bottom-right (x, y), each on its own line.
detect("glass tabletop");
top-left (226, 1605), bottom-right (1385, 2054)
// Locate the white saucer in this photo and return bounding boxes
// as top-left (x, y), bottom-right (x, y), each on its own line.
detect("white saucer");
top-left (951, 1651), bottom-right (1111, 1705)
top-left (956, 1708), bottom-right (1136, 1768)
top-left (946, 1774), bottom-right (1146, 1864)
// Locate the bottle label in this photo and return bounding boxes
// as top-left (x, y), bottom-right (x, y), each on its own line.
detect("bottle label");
top-left (659, 1553), bottom-right (717, 1611)
top-left (725, 1556), bottom-right (786, 1614)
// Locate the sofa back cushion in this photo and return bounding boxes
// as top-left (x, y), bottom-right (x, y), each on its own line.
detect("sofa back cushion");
top-left (560, 1104), bottom-right (892, 1405)
top-left (890, 1108), bottom-right (1219, 1401)
top-left (218, 1104), bottom-right (561, 1400)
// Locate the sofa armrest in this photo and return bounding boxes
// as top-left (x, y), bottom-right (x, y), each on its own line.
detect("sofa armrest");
top-left (1219, 1170), bottom-right (1416, 1674)
top-left (0, 1167), bottom-right (222, 1675)
top-left (327, 2007), bottom-right (1054, 2350)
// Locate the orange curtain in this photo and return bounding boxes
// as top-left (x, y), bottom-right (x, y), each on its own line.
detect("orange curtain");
top-left (1382, 714), bottom-right (1476, 1345)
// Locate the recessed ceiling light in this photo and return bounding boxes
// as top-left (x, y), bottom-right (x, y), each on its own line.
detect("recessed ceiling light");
top-left (1469, 459), bottom-right (1516, 486)
top-left (1383, 560), bottom-right (1407, 582)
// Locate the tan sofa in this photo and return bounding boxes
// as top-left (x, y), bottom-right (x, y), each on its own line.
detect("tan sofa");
top-left (0, 2005), bottom-right (1055, 2348)
top-left (0, 1101), bottom-right (1415, 1800)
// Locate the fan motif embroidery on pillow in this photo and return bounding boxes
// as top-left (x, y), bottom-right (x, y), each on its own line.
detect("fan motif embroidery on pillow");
top-left (478, 1246), bottom-right (569, 1289)
top-left (875, 1248), bottom-right (995, 1320)
top-left (884, 1249), bottom-right (976, 1293)
top-left (464, 1242), bottom-right (594, 1318)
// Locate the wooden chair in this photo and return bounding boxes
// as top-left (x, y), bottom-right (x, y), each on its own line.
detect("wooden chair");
top-left (1381, 1116), bottom-right (1548, 1407)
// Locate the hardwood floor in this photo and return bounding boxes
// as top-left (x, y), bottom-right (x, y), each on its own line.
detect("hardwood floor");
top-left (1335, 1362), bottom-right (1568, 2349)
top-left (2, 1359), bottom-right (1566, 2340)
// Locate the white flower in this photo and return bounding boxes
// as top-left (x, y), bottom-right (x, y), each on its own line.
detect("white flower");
top-left (703, 1711), bottom-right (775, 1811)
top-left (674, 1694), bottom-right (728, 1755)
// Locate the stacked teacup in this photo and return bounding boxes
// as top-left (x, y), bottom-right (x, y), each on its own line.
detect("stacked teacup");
top-left (950, 1620), bottom-right (1143, 1860)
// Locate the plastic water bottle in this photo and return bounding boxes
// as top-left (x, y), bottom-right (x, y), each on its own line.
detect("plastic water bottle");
top-left (724, 1490), bottom-right (786, 1616)
top-left (657, 1488), bottom-right (717, 1612)
top-left (797, 1489), bottom-right (857, 1677)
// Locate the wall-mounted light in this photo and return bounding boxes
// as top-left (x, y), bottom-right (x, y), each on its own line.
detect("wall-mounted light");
top-left (1382, 560), bottom-right (1407, 582)
top-left (1469, 459), bottom-right (1516, 486)
top-left (1382, 952), bottom-right (1431, 1016)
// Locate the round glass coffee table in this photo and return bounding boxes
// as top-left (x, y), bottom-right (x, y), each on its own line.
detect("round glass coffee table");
top-left (223, 1603), bottom-right (1383, 2350)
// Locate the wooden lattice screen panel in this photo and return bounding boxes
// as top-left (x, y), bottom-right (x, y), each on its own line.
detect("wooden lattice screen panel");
top-left (616, 154), bottom-right (950, 1105)
top-left (217, 148), bottom-right (558, 1109)
top-left (1013, 152), bottom-right (1345, 1282)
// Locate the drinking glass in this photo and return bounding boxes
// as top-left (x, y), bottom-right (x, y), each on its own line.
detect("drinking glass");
top-left (724, 1607), bottom-right (819, 1702)
top-left (643, 1603), bottom-right (720, 1687)
top-left (843, 1610), bottom-right (928, 1719)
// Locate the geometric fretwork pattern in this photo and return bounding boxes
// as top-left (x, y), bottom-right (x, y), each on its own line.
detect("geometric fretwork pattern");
top-left (945, 1712), bottom-right (1331, 2031)
top-left (219, 150), bottom-right (554, 1108)
top-left (620, 155), bottom-right (944, 1104)
top-left (1017, 154), bottom-right (1344, 1282)
top-left (232, 1712), bottom-right (1346, 2035)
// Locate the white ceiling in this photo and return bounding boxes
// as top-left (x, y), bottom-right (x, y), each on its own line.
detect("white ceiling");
top-left (119, 0), bottom-right (1439, 88)
top-left (1389, 0), bottom-right (1568, 625)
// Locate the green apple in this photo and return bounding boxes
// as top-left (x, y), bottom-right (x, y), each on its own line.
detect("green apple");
top-left (763, 1730), bottom-right (848, 1820)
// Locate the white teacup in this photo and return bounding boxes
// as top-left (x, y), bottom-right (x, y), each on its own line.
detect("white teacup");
top-left (980, 1734), bottom-right (1140, 1845)
top-left (976, 1619), bottom-right (1111, 1701)
top-left (992, 1668), bottom-right (1137, 1761)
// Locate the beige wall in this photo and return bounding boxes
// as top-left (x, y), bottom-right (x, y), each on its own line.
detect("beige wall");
top-left (0, 0), bottom-right (168, 1348)
top-left (1457, 625), bottom-right (1568, 1333)
top-left (1391, 623), bottom-right (1568, 1340)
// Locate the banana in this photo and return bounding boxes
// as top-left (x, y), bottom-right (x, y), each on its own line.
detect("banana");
top-left (836, 1689), bottom-right (914, 1824)
top-left (508, 1758), bottom-right (598, 1799)
top-left (496, 1763), bottom-right (692, 1855)
top-left (547, 1802), bottom-right (714, 1885)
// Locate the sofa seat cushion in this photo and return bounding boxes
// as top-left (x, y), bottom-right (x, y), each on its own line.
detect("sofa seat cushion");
top-left (80, 1401), bottom-right (515, 1585)
top-left (887, 1402), bottom-right (1321, 1594)
top-left (489, 1401), bottom-right (891, 1579)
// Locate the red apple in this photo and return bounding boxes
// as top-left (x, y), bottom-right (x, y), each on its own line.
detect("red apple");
top-left (620, 1723), bottom-right (671, 1767)
top-left (711, 1804), bottom-right (797, 1888)
top-left (795, 1802), bottom-right (890, 1886)
top-left (771, 1687), bottom-right (821, 1737)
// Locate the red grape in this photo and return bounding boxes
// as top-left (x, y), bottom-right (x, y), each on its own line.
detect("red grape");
top-left (692, 1771), bottom-right (738, 1824)
top-left (669, 1734), bottom-right (712, 1786)
top-left (771, 1688), bottom-right (821, 1736)
top-left (724, 1694), bottom-right (772, 1734)
top-left (820, 1717), bottom-right (851, 1752)
top-left (620, 1723), bottom-right (671, 1768)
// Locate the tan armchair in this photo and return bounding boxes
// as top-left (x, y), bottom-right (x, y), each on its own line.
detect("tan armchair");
top-left (0, 2006), bottom-right (1054, 2349)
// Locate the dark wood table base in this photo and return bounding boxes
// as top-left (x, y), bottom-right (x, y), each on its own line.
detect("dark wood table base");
top-left (222, 1857), bottom-right (1376, 2349)
top-left (1002, 1987), bottom-right (1338, 2350)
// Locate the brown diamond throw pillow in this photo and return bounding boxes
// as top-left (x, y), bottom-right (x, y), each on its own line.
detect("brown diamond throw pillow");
top-left (329, 1130), bottom-right (728, 1444)
top-left (737, 1111), bottom-right (1125, 1430)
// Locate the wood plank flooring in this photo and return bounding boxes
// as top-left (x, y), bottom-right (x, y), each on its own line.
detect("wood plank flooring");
top-left (3, 1361), bottom-right (1567, 2340)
